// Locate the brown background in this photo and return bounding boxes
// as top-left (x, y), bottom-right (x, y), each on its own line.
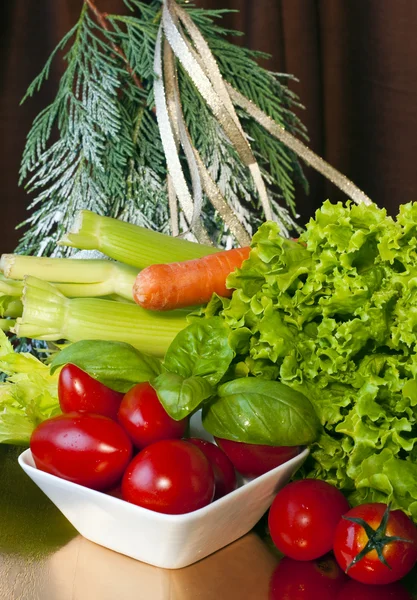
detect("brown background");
top-left (1, 1), bottom-right (417, 253)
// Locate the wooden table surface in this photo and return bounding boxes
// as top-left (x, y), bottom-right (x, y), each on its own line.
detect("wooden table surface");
top-left (1, 444), bottom-right (416, 600)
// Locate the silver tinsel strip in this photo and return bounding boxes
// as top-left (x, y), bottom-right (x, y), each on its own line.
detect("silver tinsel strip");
top-left (164, 40), bottom-right (205, 237)
top-left (165, 37), bottom-right (251, 246)
top-left (163, 0), bottom-right (274, 221)
top-left (156, 0), bottom-right (372, 248)
top-left (226, 84), bottom-right (373, 207)
top-left (153, 27), bottom-right (211, 245)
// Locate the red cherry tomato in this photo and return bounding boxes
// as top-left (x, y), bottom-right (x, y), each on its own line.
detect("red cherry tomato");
top-left (214, 437), bottom-right (301, 478)
top-left (58, 363), bottom-right (124, 420)
top-left (122, 439), bottom-right (215, 514)
top-left (268, 479), bottom-right (350, 561)
top-left (117, 382), bottom-right (187, 449)
top-left (187, 438), bottom-right (237, 499)
top-left (333, 503), bottom-right (417, 585)
top-left (336, 579), bottom-right (412, 600)
top-left (30, 412), bottom-right (132, 491)
top-left (269, 554), bottom-right (347, 600)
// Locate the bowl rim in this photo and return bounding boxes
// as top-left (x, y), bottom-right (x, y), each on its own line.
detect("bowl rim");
top-left (18, 446), bottom-right (309, 523)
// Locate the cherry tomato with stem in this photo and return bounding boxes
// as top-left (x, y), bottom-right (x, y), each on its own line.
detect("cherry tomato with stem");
top-left (122, 439), bottom-right (215, 514)
top-left (30, 412), bottom-right (132, 490)
top-left (333, 503), bottom-right (417, 585)
top-left (269, 554), bottom-right (348, 600)
top-left (58, 363), bottom-right (124, 420)
top-left (268, 479), bottom-right (350, 561)
top-left (214, 437), bottom-right (301, 478)
top-left (118, 382), bottom-right (187, 449)
top-left (187, 438), bottom-right (237, 499)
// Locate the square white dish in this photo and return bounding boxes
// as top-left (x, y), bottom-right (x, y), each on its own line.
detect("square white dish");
top-left (18, 425), bottom-right (308, 569)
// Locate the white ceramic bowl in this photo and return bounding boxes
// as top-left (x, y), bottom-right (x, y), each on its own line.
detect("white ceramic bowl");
top-left (18, 417), bottom-right (308, 569)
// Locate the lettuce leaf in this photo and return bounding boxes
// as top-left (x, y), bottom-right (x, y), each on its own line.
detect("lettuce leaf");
top-left (0, 331), bottom-right (60, 445)
top-left (211, 200), bottom-right (417, 519)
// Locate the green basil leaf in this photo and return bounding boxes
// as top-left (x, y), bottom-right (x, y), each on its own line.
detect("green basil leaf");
top-left (163, 317), bottom-right (234, 385)
top-left (202, 378), bottom-right (321, 446)
top-left (152, 372), bottom-right (213, 420)
top-left (50, 340), bottom-right (161, 392)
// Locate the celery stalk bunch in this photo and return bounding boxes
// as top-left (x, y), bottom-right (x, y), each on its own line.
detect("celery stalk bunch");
top-left (1, 210), bottom-right (215, 356)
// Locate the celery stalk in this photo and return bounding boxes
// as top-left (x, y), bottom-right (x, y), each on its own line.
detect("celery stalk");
top-left (0, 275), bottom-right (23, 297)
top-left (0, 296), bottom-right (23, 318)
top-left (0, 275), bottom-right (135, 302)
top-left (55, 282), bottom-right (136, 300)
top-left (3, 299), bottom-right (23, 318)
top-left (0, 255), bottom-right (137, 301)
top-left (0, 319), bottom-right (15, 332)
top-left (59, 210), bottom-right (218, 268)
top-left (14, 277), bottom-right (188, 357)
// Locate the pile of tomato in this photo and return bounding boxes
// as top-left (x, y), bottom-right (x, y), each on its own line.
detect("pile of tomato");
top-left (31, 364), bottom-right (300, 514)
top-left (31, 364), bottom-right (227, 513)
top-left (268, 479), bottom-right (417, 598)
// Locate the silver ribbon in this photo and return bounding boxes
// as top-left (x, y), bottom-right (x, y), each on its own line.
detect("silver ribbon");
top-left (163, 0), bottom-right (274, 222)
top-left (164, 39), bottom-right (205, 238)
top-left (153, 27), bottom-right (211, 245)
top-left (155, 0), bottom-right (373, 246)
top-left (164, 38), bottom-right (251, 246)
top-left (225, 84), bottom-right (373, 207)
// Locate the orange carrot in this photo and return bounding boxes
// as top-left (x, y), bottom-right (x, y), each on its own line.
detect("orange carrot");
top-left (133, 246), bottom-right (251, 311)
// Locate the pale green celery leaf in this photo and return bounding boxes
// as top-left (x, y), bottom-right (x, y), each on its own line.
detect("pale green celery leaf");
top-left (0, 332), bottom-right (60, 446)
top-left (0, 351), bottom-right (50, 376)
top-left (0, 330), bottom-right (13, 355)
top-left (0, 415), bottom-right (34, 445)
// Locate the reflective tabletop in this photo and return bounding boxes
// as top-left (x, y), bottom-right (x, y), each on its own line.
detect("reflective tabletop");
top-left (0, 445), bottom-right (277, 600)
top-left (1, 445), bottom-right (416, 600)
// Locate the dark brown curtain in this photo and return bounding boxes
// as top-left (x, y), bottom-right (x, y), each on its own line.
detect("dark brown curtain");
top-left (1, 1), bottom-right (417, 253)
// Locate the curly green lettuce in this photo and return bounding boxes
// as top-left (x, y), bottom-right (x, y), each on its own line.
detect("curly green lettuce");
top-left (0, 331), bottom-right (60, 445)
top-left (210, 200), bottom-right (417, 520)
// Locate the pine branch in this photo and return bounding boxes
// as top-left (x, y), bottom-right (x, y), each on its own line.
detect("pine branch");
top-left (84, 0), bottom-right (145, 91)
top-left (18, 0), bottom-right (308, 257)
